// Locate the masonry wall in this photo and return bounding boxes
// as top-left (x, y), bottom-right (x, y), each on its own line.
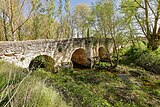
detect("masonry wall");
top-left (0, 38), bottom-right (113, 69)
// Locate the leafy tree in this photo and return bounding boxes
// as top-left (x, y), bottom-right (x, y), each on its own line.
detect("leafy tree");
top-left (92, 0), bottom-right (130, 69)
top-left (31, 0), bottom-right (42, 39)
top-left (74, 3), bottom-right (91, 38)
top-left (122, 0), bottom-right (160, 50)
top-left (45, 0), bottom-right (55, 39)
top-left (0, 0), bottom-right (36, 41)
top-left (64, 0), bottom-right (71, 38)
top-left (0, 0), bottom-right (8, 41)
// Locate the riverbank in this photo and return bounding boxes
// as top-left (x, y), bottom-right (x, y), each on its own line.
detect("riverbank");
top-left (0, 60), bottom-right (160, 107)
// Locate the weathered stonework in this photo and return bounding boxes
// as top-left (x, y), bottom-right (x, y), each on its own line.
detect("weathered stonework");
top-left (0, 37), bottom-right (113, 69)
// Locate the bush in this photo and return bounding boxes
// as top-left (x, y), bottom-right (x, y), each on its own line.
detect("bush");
top-left (120, 44), bottom-right (160, 74)
top-left (120, 44), bottom-right (148, 65)
top-left (136, 49), bottom-right (160, 74)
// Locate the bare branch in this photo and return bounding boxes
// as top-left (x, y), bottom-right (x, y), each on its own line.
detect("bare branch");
top-left (0, 7), bottom-right (10, 20)
top-left (135, 15), bottom-right (147, 37)
top-left (12, 9), bottom-right (34, 34)
top-left (153, 0), bottom-right (160, 35)
top-left (147, 1), bottom-right (156, 17)
top-left (134, 0), bottom-right (145, 9)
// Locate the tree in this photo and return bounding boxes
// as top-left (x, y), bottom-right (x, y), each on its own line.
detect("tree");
top-left (0, 0), bottom-right (8, 41)
top-left (92, 0), bottom-right (129, 69)
top-left (0, 0), bottom-right (36, 41)
top-left (63, 0), bottom-right (71, 38)
top-left (0, 18), bottom-right (3, 40)
top-left (74, 3), bottom-right (91, 38)
top-left (122, 0), bottom-right (160, 50)
top-left (45, 0), bottom-right (55, 39)
top-left (31, 0), bottom-right (44, 39)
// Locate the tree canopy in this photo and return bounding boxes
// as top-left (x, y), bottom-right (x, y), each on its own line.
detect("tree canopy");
top-left (0, 0), bottom-right (159, 50)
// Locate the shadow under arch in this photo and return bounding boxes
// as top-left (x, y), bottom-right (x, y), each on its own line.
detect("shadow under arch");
top-left (29, 55), bottom-right (55, 72)
top-left (71, 48), bottom-right (91, 68)
top-left (99, 47), bottom-right (108, 62)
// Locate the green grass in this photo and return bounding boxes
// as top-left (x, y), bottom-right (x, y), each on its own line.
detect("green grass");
top-left (0, 58), bottom-right (160, 107)
top-left (0, 61), bottom-right (70, 107)
top-left (32, 67), bottom-right (160, 107)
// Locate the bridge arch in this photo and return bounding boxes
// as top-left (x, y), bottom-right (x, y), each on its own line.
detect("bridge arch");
top-left (71, 48), bottom-right (91, 68)
top-left (98, 47), bottom-right (108, 62)
top-left (29, 55), bottom-right (55, 72)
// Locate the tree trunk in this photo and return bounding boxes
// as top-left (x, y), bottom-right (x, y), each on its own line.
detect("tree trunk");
top-left (18, 27), bottom-right (21, 41)
top-left (147, 36), bottom-right (159, 50)
top-left (2, 10), bottom-right (8, 41)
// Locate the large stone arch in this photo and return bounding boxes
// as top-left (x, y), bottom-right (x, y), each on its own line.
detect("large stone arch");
top-left (29, 55), bottom-right (55, 72)
top-left (71, 48), bottom-right (91, 68)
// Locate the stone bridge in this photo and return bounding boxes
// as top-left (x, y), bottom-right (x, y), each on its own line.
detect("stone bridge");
top-left (0, 37), bottom-right (113, 71)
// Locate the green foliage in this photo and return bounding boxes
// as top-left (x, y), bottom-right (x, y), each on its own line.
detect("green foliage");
top-left (121, 0), bottom-right (160, 50)
top-left (121, 0), bottom-right (140, 22)
top-left (1, 60), bottom-right (160, 107)
top-left (65, 0), bottom-right (70, 13)
top-left (92, 0), bottom-right (114, 37)
top-left (120, 43), bottom-right (160, 74)
top-left (12, 77), bottom-right (68, 107)
top-left (57, 0), bottom-right (62, 15)
top-left (136, 49), bottom-right (160, 74)
top-left (119, 42), bottom-right (147, 64)
top-left (0, 61), bottom-right (69, 107)
top-left (0, 61), bottom-right (27, 90)
top-left (33, 67), bottom-right (160, 107)
top-left (46, 70), bottom-right (111, 107)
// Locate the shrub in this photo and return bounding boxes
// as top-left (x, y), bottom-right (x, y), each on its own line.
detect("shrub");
top-left (120, 43), bottom-right (160, 74)
top-left (136, 49), bottom-right (160, 74)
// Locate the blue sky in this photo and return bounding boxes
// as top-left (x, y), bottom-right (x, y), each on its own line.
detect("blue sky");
top-left (70, 0), bottom-right (121, 10)
top-left (70, 0), bottom-right (97, 7)
top-left (59, 0), bottom-right (121, 9)
top-left (40, 0), bottom-right (97, 12)
top-left (40, 0), bottom-right (121, 9)
top-left (24, 0), bottom-right (121, 16)
top-left (68, 0), bottom-right (121, 7)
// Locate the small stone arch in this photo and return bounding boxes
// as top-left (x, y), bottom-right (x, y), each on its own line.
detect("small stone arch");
top-left (71, 48), bottom-right (91, 68)
top-left (98, 47), bottom-right (108, 62)
top-left (29, 55), bottom-right (55, 72)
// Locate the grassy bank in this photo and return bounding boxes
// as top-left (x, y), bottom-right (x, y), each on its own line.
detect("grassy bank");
top-left (33, 67), bottom-right (160, 107)
top-left (0, 57), bottom-right (160, 107)
top-left (0, 61), bottom-right (70, 107)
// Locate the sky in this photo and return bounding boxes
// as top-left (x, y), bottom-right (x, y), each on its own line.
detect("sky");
top-left (60, 0), bottom-right (121, 10)
top-left (23, 0), bottom-right (97, 16)
top-left (69, 0), bottom-right (121, 8)
top-left (40, 0), bottom-right (121, 10)
top-left (23, 0), bottom-right (121, 16)
top-left (70, 0), bottom-right (97, 7)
